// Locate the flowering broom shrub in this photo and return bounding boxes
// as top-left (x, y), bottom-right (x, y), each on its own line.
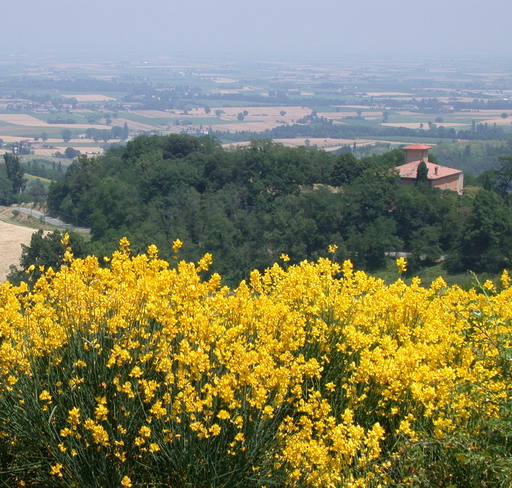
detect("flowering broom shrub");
top-left (0, 237), bottom-right (511, 487)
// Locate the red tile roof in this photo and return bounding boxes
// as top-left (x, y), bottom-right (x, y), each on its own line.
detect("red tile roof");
top-left (397, 160), bottom-right (462, 180)
top-left (403, 143), bottom-right (432, 150)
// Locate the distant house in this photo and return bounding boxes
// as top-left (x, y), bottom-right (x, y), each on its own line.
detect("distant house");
top-left (396, 143), bottom-right (463, 194)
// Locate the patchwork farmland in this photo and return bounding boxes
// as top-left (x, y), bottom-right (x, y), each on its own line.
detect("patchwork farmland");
top-left (0, 55), bottom-right (511, 160)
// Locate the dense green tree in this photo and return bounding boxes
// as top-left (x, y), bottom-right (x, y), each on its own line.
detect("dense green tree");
top-left (64, 147), bottom-right (81, 159)
top-left (347, 217), bottom-right (402, 270)
top-left (7, 230), bottom-right (90, 285)
top-left (40, 134), bottom-right (506, 284)
top-left (331, 152), bottom-right (366, 185)
top-left (48, 155), bottom-right (103, 226)
top-left (495, 155), bottom-right (512, 196)
top-left (0, 164), bottom-right (14, 204)
top-left (25, 179), bottom-right (47, 202)
top-left (4, 153), bottom-right (24, 194)
top-left (375, 148), bottom-right (407, 167)
top-left (109, 123), bottom-right (130, 140)
top-left (408, 225), bottom-right (443, 270)
top-left (477, 169), bottom-right (499, 191)
top-left (22, 159), bottom-right (65, 182)
top-left (341, 162), bottom-right (399, 232)
top-left (61, 129), bottom-right (72, 143)
top-left (265, 188), bottom-right (344, 261)
top-left (449, 190), bottom-right (512, 273)
top-left (416, 160), bottom-right (429, 186)
top-left (88, 177), bottom-right (139, 239)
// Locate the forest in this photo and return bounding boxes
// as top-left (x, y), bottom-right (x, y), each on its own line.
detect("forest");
top-left (36, 134), bottom-right (512, 285)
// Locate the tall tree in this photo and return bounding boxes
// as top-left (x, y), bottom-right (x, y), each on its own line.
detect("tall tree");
top-left (7, 230), bottom-right (89, 285)
top-left (416, 160), bottom-right (429, 186)
top-left (451, 190), bottom-right (512, 272)
top-left (331, 152), bottom-right (363, 186)
top-left (0, 163), bottom-right (14, 204)
top-left (4, 153), bottom-right (24, 194)
top-left (61, 129), bottom-right (72, 143)
top-left (495, 156), bottom-right (512, 195)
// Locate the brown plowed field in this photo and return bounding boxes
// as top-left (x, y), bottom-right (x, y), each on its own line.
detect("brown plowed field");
top-left (0, 220), bottom-right (35, 282)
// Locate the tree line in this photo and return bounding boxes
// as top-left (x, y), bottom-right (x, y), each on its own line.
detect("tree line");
top-left (0, 153), bottom-right (24, 204)
top-left (13, 134), bottom-right (511, 285)
top-left (215, 116), bottom-right (507, 144)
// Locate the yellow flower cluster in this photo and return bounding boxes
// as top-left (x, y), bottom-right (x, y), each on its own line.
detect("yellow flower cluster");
top-left (0, 240), bottom-right (510, 487)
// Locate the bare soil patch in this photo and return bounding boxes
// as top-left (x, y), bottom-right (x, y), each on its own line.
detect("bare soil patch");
top-left (213, 106), bottom-right (311, 118)
top-left (62, 94), bottom-right (116, 102)
top-left (273, 137), bottom-right (360, 149)
top-left (132, 110), bottom-right (174, 118)
top-left (207, 77), bottom-right (239, 83)
top-left (111, 118), bottom-right (158, 131)
top-left (0, 114), bottom-right (53, 126)
top-left (223, 137), bottom-right (394, 151)
top-left (31, 146), bottom-right (105, 157)
top-left (0, 135), bottom-right (33, 143)
top-left (210, 121), bottom-right (284, 132)
top-left (480, 117), bottom-right (512, 126)
top-left (74, 146), bottom-right (105, 155)
top-left (0, 114), bottom-right (105, 129)
top-left (0, 219), bottom-right (35, 282)
top-left (216, 86), bottom-right (259, 95)
top-left (205, 106), bottom-right (314, 132)
top-left (30, 148), bottom-right (57, 157)
top-left (0, 204), bottom-right (58, 281)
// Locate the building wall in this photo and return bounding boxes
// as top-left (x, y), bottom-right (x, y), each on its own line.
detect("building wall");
top-left (431, 173), bottom-right (464, 194)
top-left (405, 149), bottom-right (428, 164)
top-left (400, 173), bottom-right (464, 194)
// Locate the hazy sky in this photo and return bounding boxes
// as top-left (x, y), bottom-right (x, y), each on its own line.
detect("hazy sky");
top-left (4, 0), bottom-right (512, 61)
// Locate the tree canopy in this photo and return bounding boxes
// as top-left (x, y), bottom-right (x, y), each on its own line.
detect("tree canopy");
top-left (41, 134), bottom-right (510, 283)
top-left (4, 153), bottom-right (24, 195)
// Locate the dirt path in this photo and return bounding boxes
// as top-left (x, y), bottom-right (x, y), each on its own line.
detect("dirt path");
top-left (0, 220), bottom-right (35, 282)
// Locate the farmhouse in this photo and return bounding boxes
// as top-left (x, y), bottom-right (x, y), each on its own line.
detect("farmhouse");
top-left (396, 143), bottom-right (463, 194)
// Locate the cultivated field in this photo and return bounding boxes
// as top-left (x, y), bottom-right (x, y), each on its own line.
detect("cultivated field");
top-left (110, 117), bottom-right (158, 131)
top-left (223, 137), bottom-right (401, 151)
top-left (0, 218), bottom-right (35, 282)
top-left (0, 114), bottom-right (106, 130)
top-left (0, 57), bottom-right (511, 160)
top-left (61, 94), bottom-right (116, 102)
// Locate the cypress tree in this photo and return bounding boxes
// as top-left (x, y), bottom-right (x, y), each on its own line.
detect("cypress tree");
top-left (416, 160), bottom-right (429, 186)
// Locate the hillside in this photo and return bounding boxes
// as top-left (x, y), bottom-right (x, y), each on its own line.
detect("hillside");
top-left (43, 134), bottom-right (512, 284)
top-left (1, 243), bottom-right (511, 487)
top-left (0, 215), bottom-right (36, 281)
